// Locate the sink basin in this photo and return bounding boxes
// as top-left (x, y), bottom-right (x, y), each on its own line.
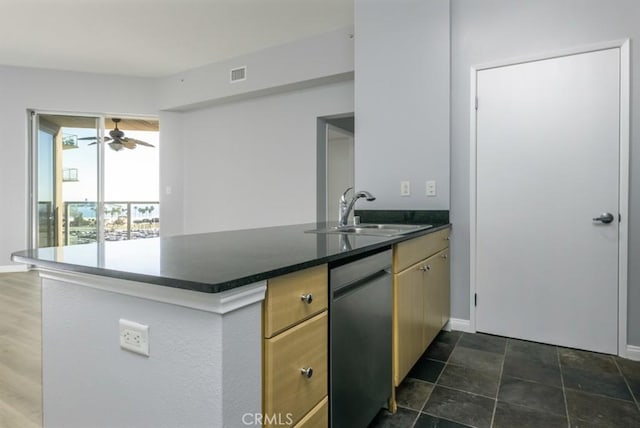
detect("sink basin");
top-left (306, 223), bottom-right (433, 237)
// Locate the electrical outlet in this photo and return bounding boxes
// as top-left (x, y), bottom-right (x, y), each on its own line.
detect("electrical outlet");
top-left (119, 319), bottom-right (150, 357)
top-left (426, 180), bottom-right (437, 196)
top-left (400, 181), bottom-right (411, 196)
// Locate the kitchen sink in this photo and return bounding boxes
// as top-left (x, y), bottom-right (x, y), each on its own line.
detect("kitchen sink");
top-left (306, 223), bottom-right (433, 237)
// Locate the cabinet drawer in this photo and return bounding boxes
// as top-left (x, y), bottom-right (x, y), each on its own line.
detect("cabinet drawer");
top-left (264, 265), bottom-right (328, 338)
top-left (393, 228), bottom-right (450, 273)
top-left (293, 396), bottom-right (328, 428)
top-left (264, 312), bottom-right (328, 427)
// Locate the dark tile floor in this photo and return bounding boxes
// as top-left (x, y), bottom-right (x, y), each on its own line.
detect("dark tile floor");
top-left (369, 331), bottom-right (640, 428)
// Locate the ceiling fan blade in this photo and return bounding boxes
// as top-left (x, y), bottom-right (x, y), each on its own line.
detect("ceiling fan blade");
top-left (88, 142), bottom-right (97, 146)
top-left (79, 136), bottom-right (113, 143)
top-left (121, 140), bottom-right (137, 150)
top-left (125, 137), bottom-right (155, 147)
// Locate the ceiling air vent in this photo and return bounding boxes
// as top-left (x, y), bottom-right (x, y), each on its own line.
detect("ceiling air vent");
top-left (230, 66), bottom-right (246, 83)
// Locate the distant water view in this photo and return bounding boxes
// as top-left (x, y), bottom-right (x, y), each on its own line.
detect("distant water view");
top-left (69, 201), bottom-right (160, 244)
top-left (67, 202), bottom-right (160, 221)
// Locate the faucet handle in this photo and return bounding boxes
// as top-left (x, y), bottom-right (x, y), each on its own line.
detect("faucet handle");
top-left (340, 187), bottom-right (354, 203)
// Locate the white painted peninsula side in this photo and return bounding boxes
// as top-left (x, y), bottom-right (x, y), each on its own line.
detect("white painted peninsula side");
top-left (39, 269), bottom-right (265, 428)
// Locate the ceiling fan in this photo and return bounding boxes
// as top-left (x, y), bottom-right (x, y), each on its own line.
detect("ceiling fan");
top-left (79, 118), bottom-right (155, 151)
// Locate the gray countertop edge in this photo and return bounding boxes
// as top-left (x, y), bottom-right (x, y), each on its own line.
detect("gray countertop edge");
top-left (13, 224), bottom-right (451, 294)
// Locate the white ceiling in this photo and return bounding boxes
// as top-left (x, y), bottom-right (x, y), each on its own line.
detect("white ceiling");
top-left (0, 0), bottom-right (353, 77)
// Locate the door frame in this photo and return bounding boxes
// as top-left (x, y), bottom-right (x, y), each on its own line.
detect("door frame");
top-left (325, 124), bottom-right (354, 222)
top-left (28, 111), bottom-right (106, 249)
top-left (316, 113), bottom-right (354, 223)
top-left (468, 39), bottom-right (630, 357)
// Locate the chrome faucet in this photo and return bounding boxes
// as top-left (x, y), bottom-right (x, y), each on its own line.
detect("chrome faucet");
top-left (338, 187), bottom-right (376, 227)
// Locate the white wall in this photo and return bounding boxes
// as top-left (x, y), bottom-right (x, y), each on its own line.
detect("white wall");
top-left (156, 27), bottom-right (356, 235)
top-left (157, 27), bottom-right (354, 111)
top-left (450, 0), bottom-right (640, 346)
top-left (0, 65), bottom-right (156, 266)
top-left (354, 0), bottom-right (450, 209)
top-left (161, 80), bottom-right (354, 236)
top-left (158, 111), bottom-right (185, 237)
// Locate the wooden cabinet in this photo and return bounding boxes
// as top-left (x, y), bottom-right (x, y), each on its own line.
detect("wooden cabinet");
top-left (422, 248), bottom-right (450, 350)
top-left (392, 228), bottom-right (450, 387)
top-left (393, 227), bottom-right (450, 273)
top-left (261, 230), bottom-right (450, 422)
top-left (263, 264), bottom-right (328, 338)
top-left (435, 249), bottom-right (450, 329)
top-left (394, 259), bottom-right (427, 384)
top-left (293, 397), bottom-right (328, 428)
top-left (262, 265), bottom-right (328, 428)
top-left (263, 312), bottom-right (327, 426)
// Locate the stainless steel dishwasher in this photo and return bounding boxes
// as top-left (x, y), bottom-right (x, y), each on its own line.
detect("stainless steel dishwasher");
top-left (330, 249), bottom-right (392, 427)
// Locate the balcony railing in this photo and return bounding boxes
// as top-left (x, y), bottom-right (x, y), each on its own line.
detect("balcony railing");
top-left (65, 201), bottom-right (160, 245)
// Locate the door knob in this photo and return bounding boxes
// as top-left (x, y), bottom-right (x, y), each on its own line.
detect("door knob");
top-left (592, 213), bottom-right (614, 224)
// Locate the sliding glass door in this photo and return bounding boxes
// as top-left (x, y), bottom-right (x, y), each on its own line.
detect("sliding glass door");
top-left (31, 113), bottom-right (101, 248)
top-left (30, 112), bottom-right (160, 249)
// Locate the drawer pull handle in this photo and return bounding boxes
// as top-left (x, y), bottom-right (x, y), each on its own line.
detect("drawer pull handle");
top-left (445, 236), bottom-right (450, 241)
top-left (442, 254), bottom-right (448, 259)
top-left (420, 265), bottom-right (431, 272)
top-left (300, 293), bottom-right (313, 304)
top-left (300, 367), bottom-right (314, 378)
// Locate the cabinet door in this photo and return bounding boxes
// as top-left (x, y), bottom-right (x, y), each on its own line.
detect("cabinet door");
top-left (437, 249), bottom-right (450, 328)
top-left (393, 263), bottom-right (425, 386)
top-left (422, 254), bottom-right (441, 349)
top-left (422, 248), bottom-right (451, 349)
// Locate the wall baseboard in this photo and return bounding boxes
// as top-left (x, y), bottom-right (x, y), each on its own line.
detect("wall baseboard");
top-left (445, 318), bottom-right (474, 333)
top-left (445, 318), bottom-right (639, 360)
top-left (0, 265), bottom-right (29, 273)
top-left (624, 345), bottom-right (640, 361)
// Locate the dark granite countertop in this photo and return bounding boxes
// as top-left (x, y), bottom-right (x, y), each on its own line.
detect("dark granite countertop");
top-left (12, 221), bottom-right (450, 293)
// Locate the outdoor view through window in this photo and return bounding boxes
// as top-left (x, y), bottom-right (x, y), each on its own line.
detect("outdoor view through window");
top-left (37, 115), bottom-right (159, 247)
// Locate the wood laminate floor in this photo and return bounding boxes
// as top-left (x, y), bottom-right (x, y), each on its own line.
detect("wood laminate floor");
top-left (0, 272), bottom-right (42, 428)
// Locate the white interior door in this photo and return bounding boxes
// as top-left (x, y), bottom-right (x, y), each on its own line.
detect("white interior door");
top-left (475, 48), bottom-right (620, 354)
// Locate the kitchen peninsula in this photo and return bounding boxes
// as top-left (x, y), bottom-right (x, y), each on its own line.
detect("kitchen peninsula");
top-left (12, 220), bottom-right (450, 428)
